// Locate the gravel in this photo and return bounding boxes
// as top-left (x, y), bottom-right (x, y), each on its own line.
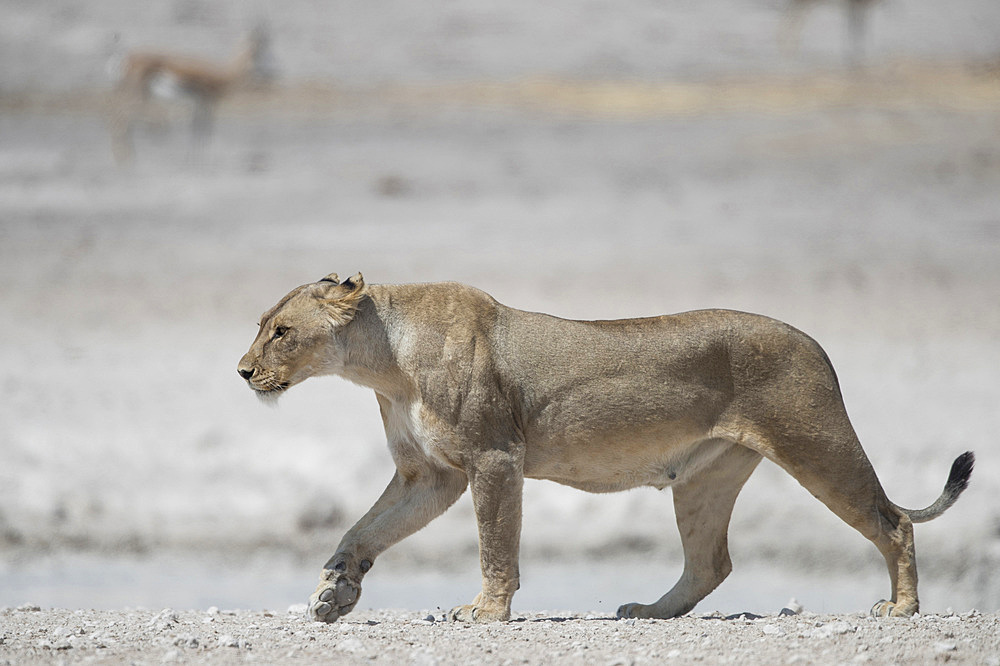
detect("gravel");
top-left (1, 605), bottom-right (999, 665)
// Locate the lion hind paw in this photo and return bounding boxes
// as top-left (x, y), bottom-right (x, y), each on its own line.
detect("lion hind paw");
top-left (871, 599), bottom-right (918, 618)
top-left (618, 602), bottom-right (659, 619)
top-left (448, 602), bottom-right (510, 623)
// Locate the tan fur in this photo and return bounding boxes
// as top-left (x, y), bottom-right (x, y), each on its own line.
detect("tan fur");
top-left (238, 274), bottom-right (972, 622)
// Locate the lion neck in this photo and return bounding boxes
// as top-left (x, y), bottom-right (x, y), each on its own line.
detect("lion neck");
top-left (337, 289), bottom-right (411, 400)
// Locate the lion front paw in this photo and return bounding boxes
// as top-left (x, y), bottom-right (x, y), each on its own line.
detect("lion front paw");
top-left (308, 571), bottom-right (362, 623)
top-left (448, 601), bottom-right (511, 623)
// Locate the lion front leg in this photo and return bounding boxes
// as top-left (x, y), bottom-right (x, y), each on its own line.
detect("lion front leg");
top-left (449, 446), bottom-right (524, 623)
top-left (309, 467), bottom-right (468, 623)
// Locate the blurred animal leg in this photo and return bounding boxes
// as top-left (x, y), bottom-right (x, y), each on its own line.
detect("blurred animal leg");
top-left (846, 0), bottom-right (870, 67)
top-left (109, 87), bottom-right (141, 164)
top-left (779, 0), bottom-right (812, 55)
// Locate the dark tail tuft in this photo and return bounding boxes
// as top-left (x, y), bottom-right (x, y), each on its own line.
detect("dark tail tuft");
top-left (903, 451), bottom-right (975, 523)
top-left (945, 451), bottom-right (975, 496)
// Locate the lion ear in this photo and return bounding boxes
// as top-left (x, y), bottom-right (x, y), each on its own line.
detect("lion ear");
top-left (315, 272), bottom-right (365, 324)
top-left (314, 271), bottom-right (365, 309)
top-left (312, 273), bottom-right (346, 301)
top-left (341, 272), bottom-right (364, 291)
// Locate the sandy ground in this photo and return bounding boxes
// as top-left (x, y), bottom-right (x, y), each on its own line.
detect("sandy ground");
top-left (2, 0), bottom-right (1000, 661)
top-left (2, 606), bottom-right (1000, 665)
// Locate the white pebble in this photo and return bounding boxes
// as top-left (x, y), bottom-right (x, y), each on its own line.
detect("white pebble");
top-left (148, 609), bottom-right (178, 632)
top-left (762, 624), bottom-right (785, 636)
top-left (50, 625), bottom-right (71, 639)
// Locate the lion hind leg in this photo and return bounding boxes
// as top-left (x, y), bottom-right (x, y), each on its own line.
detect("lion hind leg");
top-left (799, 465), bottom-right (918, 617)
top-left (869, 506), bottom-right (918, 617)
top-left (727, 418), bottom-right (921, 617)
top-left (617, 443), bottom-right (762, 619)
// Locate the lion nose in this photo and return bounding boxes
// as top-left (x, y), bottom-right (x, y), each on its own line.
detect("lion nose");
top-left (238, 367), bottom-right (255, 380)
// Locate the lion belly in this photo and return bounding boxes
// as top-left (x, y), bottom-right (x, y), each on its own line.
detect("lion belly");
top-left (523, 431), bottom-right (734, 493)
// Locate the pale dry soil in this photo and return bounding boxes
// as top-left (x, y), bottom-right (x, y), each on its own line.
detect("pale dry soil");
top-left (1, 605), bottom-right (999, 665)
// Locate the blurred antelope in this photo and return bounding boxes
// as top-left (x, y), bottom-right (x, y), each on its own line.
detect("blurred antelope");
top-left (781, 0), bottom-right (878, 67)
top-left (109, 27), bottom-right (274, 163)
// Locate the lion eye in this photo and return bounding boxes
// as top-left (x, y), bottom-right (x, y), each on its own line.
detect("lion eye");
top-left (273, 326), bottom-right (288, 340)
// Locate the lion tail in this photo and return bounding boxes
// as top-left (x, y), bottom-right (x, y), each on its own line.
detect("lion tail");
top-left (899, 451), bottom-right (975, 523)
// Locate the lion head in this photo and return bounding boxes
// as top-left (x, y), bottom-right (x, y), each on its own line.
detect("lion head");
top-left (237, 272), bottom-right (365, 401)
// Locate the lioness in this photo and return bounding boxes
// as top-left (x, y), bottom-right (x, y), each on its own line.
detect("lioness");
top-left (237, 273), bottom-right (974, 622)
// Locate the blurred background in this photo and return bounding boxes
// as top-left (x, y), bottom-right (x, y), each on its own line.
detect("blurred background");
top-left (1, 0), bottom-right (999, 615)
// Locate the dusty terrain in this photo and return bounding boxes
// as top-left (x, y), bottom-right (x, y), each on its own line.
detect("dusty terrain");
top-left (3, 606), bottom-right (1000, 665)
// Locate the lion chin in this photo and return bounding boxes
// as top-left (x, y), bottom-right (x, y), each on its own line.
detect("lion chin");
top-left (253, 387), bottom-right (286, 406)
